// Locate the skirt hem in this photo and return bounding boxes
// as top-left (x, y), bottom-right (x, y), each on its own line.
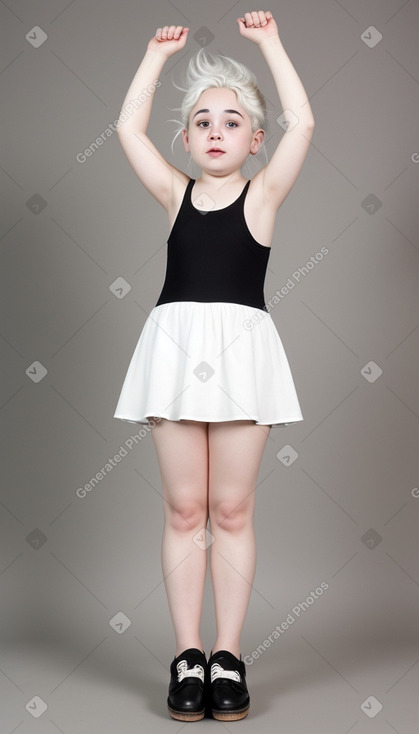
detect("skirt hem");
top-left (113, 412), bottom-right (303, 427)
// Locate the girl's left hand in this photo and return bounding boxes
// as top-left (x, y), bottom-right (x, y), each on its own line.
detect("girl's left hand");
top-left (237, 10), bottom-right (279, 44)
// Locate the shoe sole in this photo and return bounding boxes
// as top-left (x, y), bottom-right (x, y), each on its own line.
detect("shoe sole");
top-left (212, 705), bottom-right (250, 721)
top-left (168, 705), bottom-right (205, 721)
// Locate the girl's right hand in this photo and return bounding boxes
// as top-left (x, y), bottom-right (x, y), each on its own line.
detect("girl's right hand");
top-left (147, 25), bottom-right (190, 58)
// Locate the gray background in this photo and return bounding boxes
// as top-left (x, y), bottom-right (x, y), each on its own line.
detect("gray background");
top-left (1, 0), bottom-right (419, 731)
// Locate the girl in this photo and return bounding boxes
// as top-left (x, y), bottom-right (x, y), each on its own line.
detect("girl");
top-left (113, 10), bottom-right (314, 721)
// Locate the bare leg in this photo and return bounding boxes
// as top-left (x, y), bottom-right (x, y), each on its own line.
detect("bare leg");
top-left (149, 418), bottom-right (209, 658)
top-left (208, 420), bottom-right (271, 659)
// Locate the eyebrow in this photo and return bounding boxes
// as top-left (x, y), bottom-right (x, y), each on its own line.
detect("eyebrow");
top-left (192, 108), bottom-right (244, 119)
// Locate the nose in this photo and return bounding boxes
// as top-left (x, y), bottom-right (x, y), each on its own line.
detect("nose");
top-left (209, 126), bottom-right (222, 140)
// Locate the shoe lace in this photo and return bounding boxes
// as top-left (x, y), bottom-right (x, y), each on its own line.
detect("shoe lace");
top-left (176, 659), bottom-right (205, 683)
top-left (211, 662), bottom-right (240, 683)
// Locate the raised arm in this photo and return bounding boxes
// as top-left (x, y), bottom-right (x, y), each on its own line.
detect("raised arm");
top-left (237, 11), bottom-right (315, 211)
top-left (116, 26), bottom-right (189, 210)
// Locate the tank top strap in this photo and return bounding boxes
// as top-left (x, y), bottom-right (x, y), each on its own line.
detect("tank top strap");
top-left (186, 178), bottom-right (195, 194)
top-left (241, 179), bottom-right (251, 195)
top-left (237, 179), bottom-right (251, 207)
top-left (182, 178), bottom-right (195, 211)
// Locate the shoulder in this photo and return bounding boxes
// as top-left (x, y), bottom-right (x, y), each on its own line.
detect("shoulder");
top-left (169, 170), bottom-right (192, 210)
top-left (243, 172), bottom-right (280, 249)
top-left (165, 170), bottom-right (193, 231)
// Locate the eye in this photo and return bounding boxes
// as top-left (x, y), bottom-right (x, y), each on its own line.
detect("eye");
top-left (196, 121), bottom-right (238, 128)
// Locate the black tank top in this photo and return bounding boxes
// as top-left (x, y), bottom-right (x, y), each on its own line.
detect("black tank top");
top-left (155, 178), bottom-right (271, 311)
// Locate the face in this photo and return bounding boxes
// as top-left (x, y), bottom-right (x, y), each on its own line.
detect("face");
top-left (182, 87), bottom-right (264, 174)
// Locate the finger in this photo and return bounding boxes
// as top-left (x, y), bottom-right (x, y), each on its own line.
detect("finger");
top-left (244, 12), bottom-right (254, 26)
top-left (250, 11), bottom-right (260, 26)
top-left (259, 11), bottom-right (268, 25)
top-left (174, 25), bottom-right (183, 38)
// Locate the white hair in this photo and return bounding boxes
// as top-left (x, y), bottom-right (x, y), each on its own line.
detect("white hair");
top-left (167, 47), bottom-right (268, 156)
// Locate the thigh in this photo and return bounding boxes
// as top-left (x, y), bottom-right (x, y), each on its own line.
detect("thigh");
top-left (148, 418), bottom-right (209, 517)
top-left (208, 420), bottom-right (271, 515)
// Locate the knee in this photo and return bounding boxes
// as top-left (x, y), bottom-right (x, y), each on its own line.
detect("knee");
top-left (165, 495), bottom-right (208, 533)
top-left (209, 498), bottom-right (254, 532)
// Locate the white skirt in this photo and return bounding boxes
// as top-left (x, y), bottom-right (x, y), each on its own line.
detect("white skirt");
top-left (113, 301), bottom-right (304, 427)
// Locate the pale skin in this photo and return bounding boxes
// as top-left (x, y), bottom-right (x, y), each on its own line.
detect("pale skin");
top-left (116, 10), bottom-right (315, 659)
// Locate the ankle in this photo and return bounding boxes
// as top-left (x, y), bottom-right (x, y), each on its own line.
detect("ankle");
top-left (211, 644), bottom-right (241, 659)
top-left (175, 644), bottom-right (205, 658)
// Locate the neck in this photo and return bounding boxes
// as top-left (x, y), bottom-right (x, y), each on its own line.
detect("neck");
top-left (196, 171), bottom-right (246, 187)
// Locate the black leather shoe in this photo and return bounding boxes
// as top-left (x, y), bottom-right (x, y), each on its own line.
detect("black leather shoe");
top-left (167, 647), bottom-right (207, 721)
top-left (207, 649), bottom-right (250, 720)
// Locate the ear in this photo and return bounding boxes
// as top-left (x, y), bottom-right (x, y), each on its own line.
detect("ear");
top-left (182, 127), bottom-right (190, 152)
top-left (250, 128), bottom-right (265, 155)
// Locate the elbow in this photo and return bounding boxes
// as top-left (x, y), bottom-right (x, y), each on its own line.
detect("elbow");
top-left (302, 119), bottom-right (315, 138)
top-left (296, 115), bottom-right (314, 133)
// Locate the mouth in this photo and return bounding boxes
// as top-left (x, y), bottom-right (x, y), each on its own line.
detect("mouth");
top-left (207, 148), bottom-right (225, 155)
